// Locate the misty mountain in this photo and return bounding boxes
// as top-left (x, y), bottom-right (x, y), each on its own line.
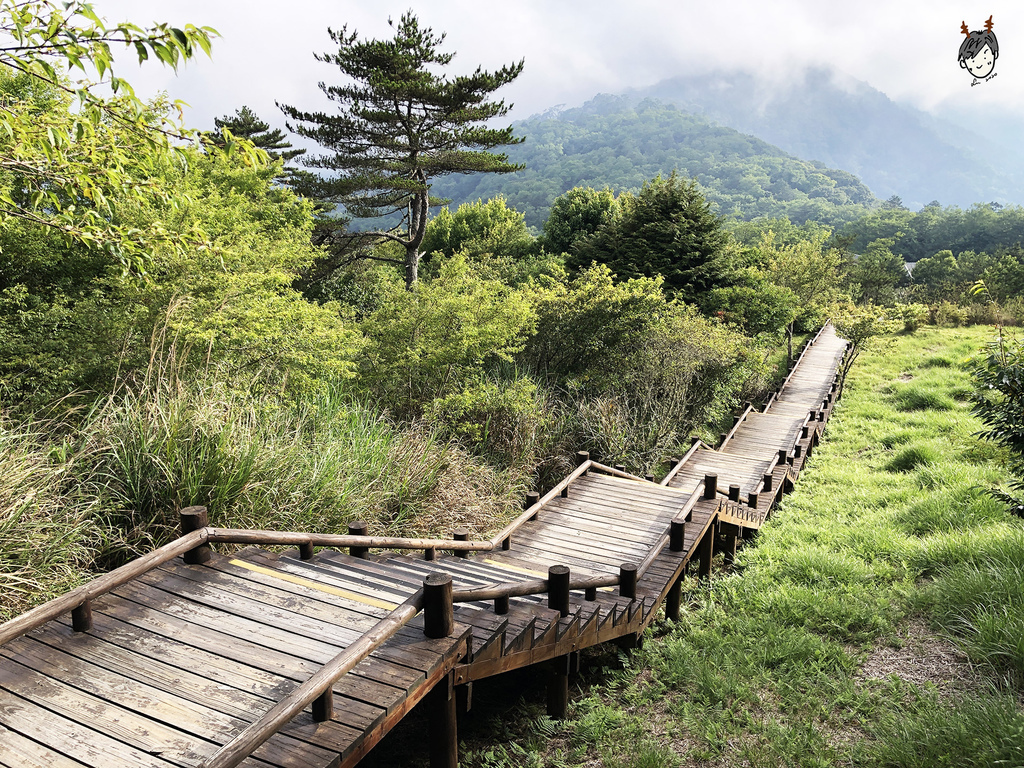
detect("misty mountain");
top-left (634, 67), bottom-right (1024, 210)
top-left (430, 96), bottom-right (878, 230)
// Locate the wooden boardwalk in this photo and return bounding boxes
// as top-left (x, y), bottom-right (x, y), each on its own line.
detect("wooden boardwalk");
top-left (0, 324), bottom-right (851, 768)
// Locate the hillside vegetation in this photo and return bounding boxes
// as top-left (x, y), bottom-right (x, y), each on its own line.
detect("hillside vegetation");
top-left (429, 96), bottom-right (878, 229)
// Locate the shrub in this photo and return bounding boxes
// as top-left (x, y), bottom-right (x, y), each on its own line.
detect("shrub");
top-left (358, 254), bottom-right (536, 417)
top-left (897, 302), bottom-right (930, 333)
top-left (934, 300), bottom-right (968, 327)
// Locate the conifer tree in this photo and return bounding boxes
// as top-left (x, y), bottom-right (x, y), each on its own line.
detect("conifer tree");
top-left (279, 12), bottom-right (524, 287)
top-left (208, 106), bottom-right (305, 164)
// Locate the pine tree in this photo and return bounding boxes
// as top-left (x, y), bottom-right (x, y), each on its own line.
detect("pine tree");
top-left (206, 106), bottom-right (305, 179)
top-left (278, 12), bottom-right (524, 287)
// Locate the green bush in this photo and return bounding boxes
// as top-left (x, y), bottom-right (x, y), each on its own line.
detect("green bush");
top-left (897, 302), bottom-right (930, 333)
top-left (934, 300), bottom-right (968, 327)
top-left (358, 254), bottom-right (536, 417)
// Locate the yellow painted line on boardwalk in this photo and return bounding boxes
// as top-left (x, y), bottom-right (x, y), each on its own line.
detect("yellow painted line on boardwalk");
top-left (228, 559), bottom-right (398, 610)
top-left (483, 559), bottom-right (546, 577)
top-left (483, 559), bottom-right (612, 591)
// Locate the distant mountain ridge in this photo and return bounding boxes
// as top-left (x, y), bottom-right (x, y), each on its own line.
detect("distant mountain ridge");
top-left (634, 67), bottom-right (1024, 209)
top-left (430, 95), bottom-right (878, 230)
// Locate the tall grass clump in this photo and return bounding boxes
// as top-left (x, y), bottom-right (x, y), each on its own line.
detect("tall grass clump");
top-left (74, 379), bottom-right (527, 566)
top-left (0, 421), bottom-right (100, 621)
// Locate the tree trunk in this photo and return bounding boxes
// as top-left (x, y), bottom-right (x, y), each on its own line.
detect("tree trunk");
top-left (403, 182), bottom-right (429, 289)
top-left (787, 322), bottom-right (794, 361)
top-left (405, 245), bottom-right (419, 288)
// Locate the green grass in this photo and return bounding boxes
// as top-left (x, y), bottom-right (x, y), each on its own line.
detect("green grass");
top-left (440, 325), bottom-right (1024, 768)
top-left (0, 381), bottom-right (527, 621)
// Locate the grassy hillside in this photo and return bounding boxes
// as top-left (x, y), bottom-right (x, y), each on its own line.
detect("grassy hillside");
top-left (428, 96), bottom-right (878, 231)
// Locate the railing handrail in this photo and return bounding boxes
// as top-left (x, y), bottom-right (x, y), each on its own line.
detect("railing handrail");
top-left (200, 590), bottom-right (425, 768)
top-left (0, 529), bottom-right (208, 647)
top-left (719, 403), bottom-right (755, 451)
top-left (659, 438), bottom-right (708, 487)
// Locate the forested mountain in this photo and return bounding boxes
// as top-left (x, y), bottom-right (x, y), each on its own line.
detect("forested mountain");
top-left (429, 96), bottom-right (878, 230)
top-left (636, 67), bottom-right (1024, 210)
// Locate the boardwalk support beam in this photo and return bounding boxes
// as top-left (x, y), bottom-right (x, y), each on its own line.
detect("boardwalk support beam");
top-left (547, 653), bottom-right (570, 719)
top-left (429, 670), bottom-right (458, 768)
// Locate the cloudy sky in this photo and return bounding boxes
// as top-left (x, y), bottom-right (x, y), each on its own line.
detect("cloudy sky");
top-left (88, 0), bottom-right (1024, 134)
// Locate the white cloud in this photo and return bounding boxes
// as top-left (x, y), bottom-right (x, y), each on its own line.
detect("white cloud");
top-left (83, 0), bottom-right (1024, 132)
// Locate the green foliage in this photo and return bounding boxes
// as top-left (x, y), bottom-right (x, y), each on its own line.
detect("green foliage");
top-left (431, 96), bottom-right (877, 229)
top-left (898, 302), bottom-right (930, 333)
top-left (358, 254), bottom-right (536, 415)
top-left (0, 144), bottom-right (361, 406)
top-left (421, 196), bottom-right (535, 261)
top-left (704, 276), bottom-right (798, 337)
top-left (0, 1), bottom-right (222, 271)
top-left (279, 11), bottom-right (524, 286)
top-left (847, 238), bottom-right (908, 305)
top-left (521, 264), bottom-right (667, 384)
top-left (571, 173), bottom-right (731, 304)
top-left (970, 333), bottom-right (1024, 514)
top-left (542, 186), bottom-right (617, 255)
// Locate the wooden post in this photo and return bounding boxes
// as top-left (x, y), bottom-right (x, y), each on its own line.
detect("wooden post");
top-left (668, 456), bottom-right (680, 470)
top-left (429, 670), bottom-right (457, 768)
top-left (762, 472), bottom-right (773, 492)
top-left (670, 519), bottom-right (685, 552)
top-left (666, 576), bottom-right (682, 622)
top-left (348, 520), bottom-right (369, 559)
top-left (728, 484), bottom-right (740, 502)
top-left (424, 548), bottom-right (436, 561)
top-left (312, 687), bottom-right (333, 722)
top-left (494, 595), bottom-right (509, 615)
top-left (722, 528), bottom-right (738, 566)
top-left (614, 464), bottom-right (626, 473)
top-left (801, 425), bottom-right (809, 439)
top-left (748, 492), bottom-right (759, 509)
top-left (644, 473), bottom-right (655, 483)
top-left (575, 450), bottom-right (589, 473)
top-left (456, 682), bottom-right (473, 715)
top-left (718, 432), bottom-right (727, 448)
top-left (584, 586), bottom-right (597, 601)
top-left (299, 541), bottom-right (314, 561)
top-left (180, 506), bottom-right (212, 565)
top-left (703, 474), bottom-right (718, 500)
top-left (423, 574), bottom-right (454, 639)
top-left (71, 600), bottom-right (92, 633)
top-left (698, 531), bottom-right (713, 578)
top-left (778, 449), bottom-right (788, 465)
top-left (453, 529), bottom-right (469, 559)
top-left (526, 490), bottom-right (540, 521)
top-left (794, 444), bottom-right (802, 458)
top-left (619, 563), bottom-right (637, 599)
top-left (548, 565), bottom-right (570, 617)
top-left (547, 654), bottom-right (570, 719)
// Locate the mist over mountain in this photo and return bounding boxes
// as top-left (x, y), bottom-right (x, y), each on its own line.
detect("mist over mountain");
top-left (633, 67), bottom-right (1024, 210)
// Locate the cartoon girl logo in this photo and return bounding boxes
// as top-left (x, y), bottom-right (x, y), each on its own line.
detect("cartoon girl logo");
top-left (959, 16), bottom-right (998, 85)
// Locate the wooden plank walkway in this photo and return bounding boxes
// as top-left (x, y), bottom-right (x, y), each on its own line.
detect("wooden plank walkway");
top-left (0, 324), bottom-right (851, 768)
